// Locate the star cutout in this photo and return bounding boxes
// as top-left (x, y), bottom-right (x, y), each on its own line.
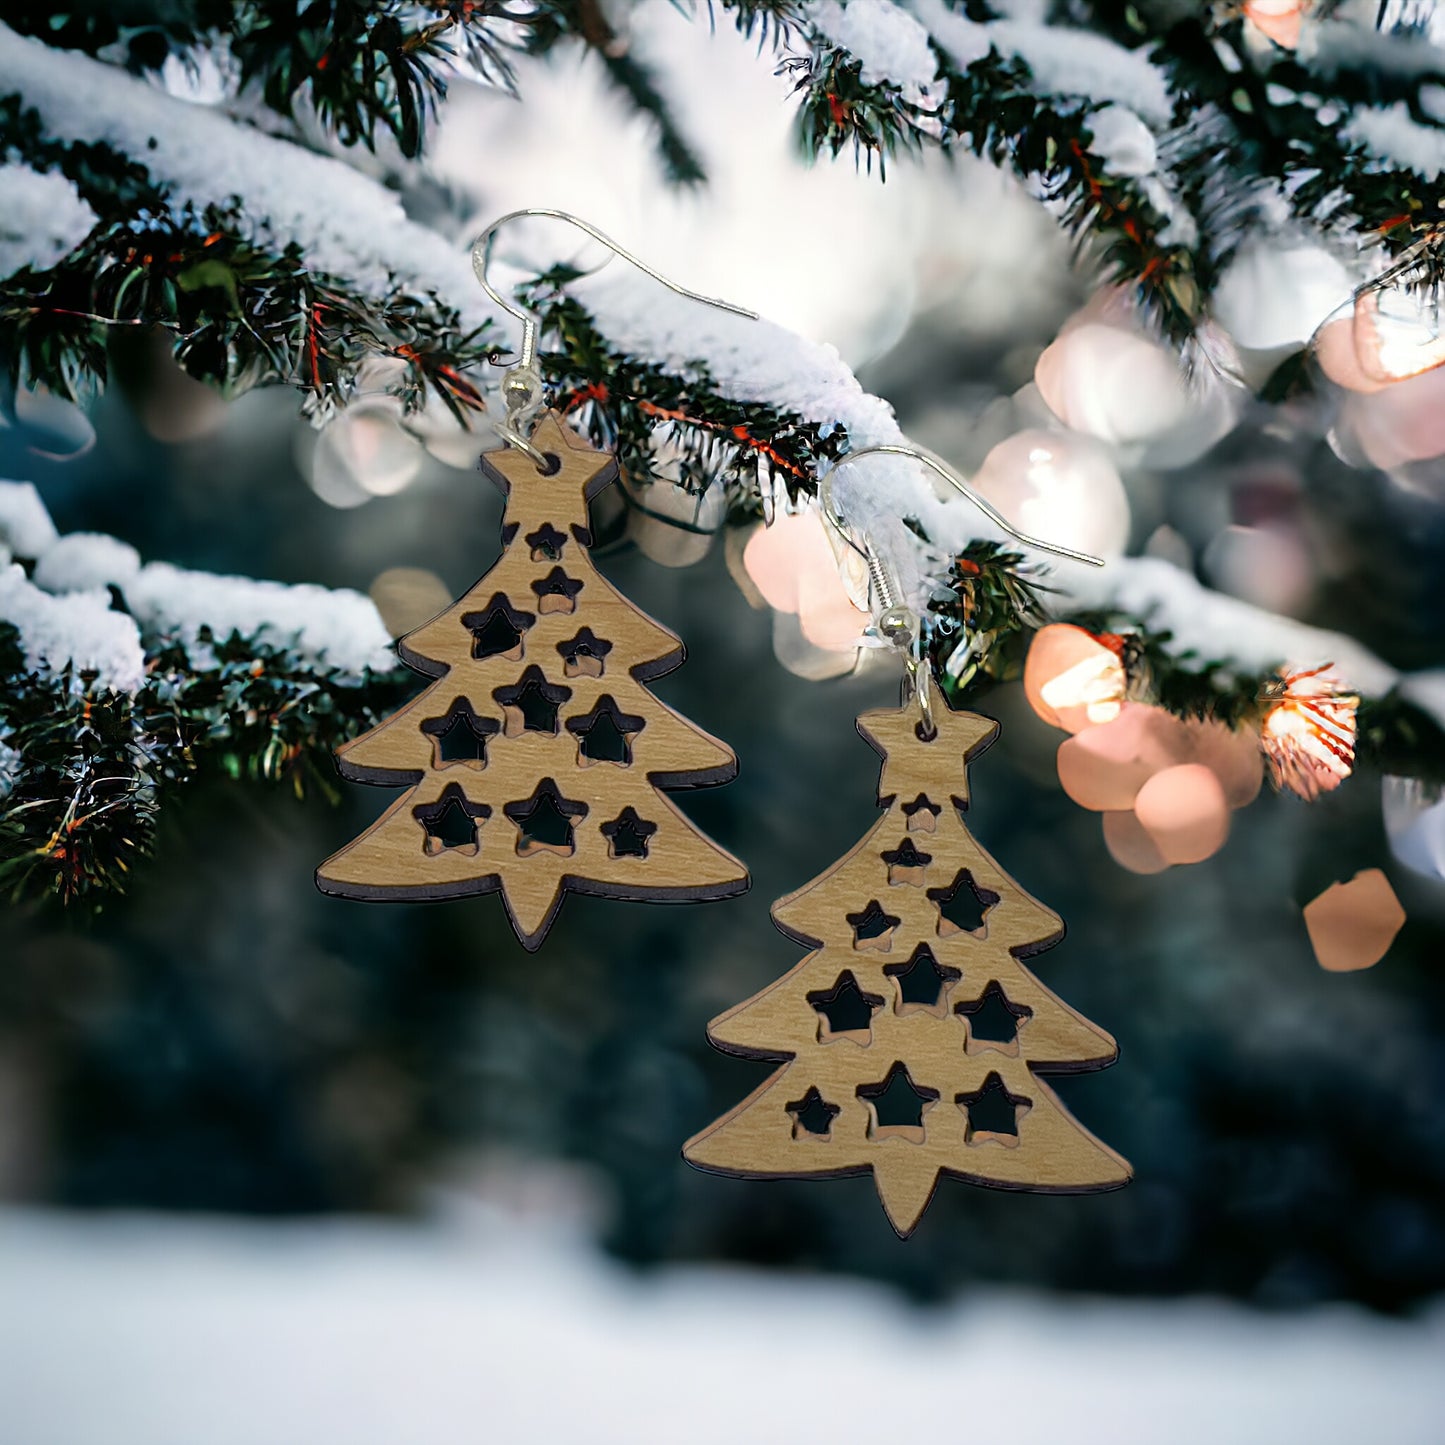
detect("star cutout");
top-left (883, 944), bottom-right (962, 1018)
top-left (504, 778), bottom-right (588, 858)
top-left (846, 899), bottom-right (901, 953)
top-left (856, 1062), bottom-right (940, 1143)
top-left (954, 981), bottom-right (1033, 1055)
top-left (805, 970), bottom-right (885, 1044)
top-left (420, 698), bottom-right (499, 769)
top-left (927, 868), bottom-right (1002, 939)
top-left (531, 566), bottom-right (583, 615)
top-left (900, 794), bottom-right (943, 833)
top-left (600, 806), bottom-right (658, 859)
top-left (412, 783), bottom-right (491, 856)
top-left (492, 666), bottom-right (572, 737)
top-left (556, 627), bottom-right (613, 679)
top-left (786, 1086), bottom-right (842, 1141)
top-left (525, 522), bottom-right (568, 562)
top-left (880, 836), bottom-right (933, 887)
top-left (566, 696), bottom-right (646, 767)
top-left (460, 594), bottom-right (534, 662)
top-left (956, 1072), bottom-right (1032, 1148)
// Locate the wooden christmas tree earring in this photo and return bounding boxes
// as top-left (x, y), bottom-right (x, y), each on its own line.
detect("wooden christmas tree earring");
top-left (685, 446), bottom-right (1132, 1236)
top-left (317, 213), bottom-right (758, 949)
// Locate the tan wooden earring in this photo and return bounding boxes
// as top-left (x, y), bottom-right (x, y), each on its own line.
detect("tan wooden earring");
top-left (685, 446), bottom-right (1128, 1236)
top-left (684, 695), bottom-right (1130, 1237)
top-left (316, 412), bottom-right (748, 949)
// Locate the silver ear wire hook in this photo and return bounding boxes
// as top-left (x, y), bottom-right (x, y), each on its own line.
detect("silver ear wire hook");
top-left (825, 443), bottom-right (1106, 571)
top-left (471, 208), bottom-right (758, 469)
top-left (818, 442), bottom-right (1107, 735)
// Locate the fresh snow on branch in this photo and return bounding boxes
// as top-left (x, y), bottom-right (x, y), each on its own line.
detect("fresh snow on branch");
top-left (1343, 102), bottom-right (1445, 177)
top-left (1059, 556), bottom-right (1404, 697)
top-left (0, 480), bottom-right (59, 560)
top-left (909, 0), bottom-right (1173, 126)
top-left (569, 271), bottom-right (1433, 716)
top-left (0, 563), bottom-right (145, 693)
top-left (902, 0), bottom-right (1193, 243)
top-left (33, 533), bottom-right (140, 594)
top-left (0, 163), bottom-right (97, 281)
top-left (0, 23), bottom-right (493, 327)
top-left (804, 0), bottom-right (940, 99)
top-left (0, 18), bottom-right (1430, 720)
top-left (0, 482), bottom-right (395, 689)
top-left (127, 564), bottom-right (394, 678)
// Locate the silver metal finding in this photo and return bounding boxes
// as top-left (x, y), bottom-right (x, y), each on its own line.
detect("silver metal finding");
top-left (471, 209), bottom-right (758, 467)
top-left (821, 442), bottom-right (1106, 571)
top-left (818, 441), bottom-right (1106, 735)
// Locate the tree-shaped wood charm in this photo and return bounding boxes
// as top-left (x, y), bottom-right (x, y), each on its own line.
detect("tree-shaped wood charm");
top-left (316, 412), bottom-right (748, 949)
top-left (684, 699), bottom-right (1129, 1236)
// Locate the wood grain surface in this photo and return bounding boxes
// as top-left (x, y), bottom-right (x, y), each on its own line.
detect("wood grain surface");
top-left (317, 412), bottom-right (749, 949)
top-left (684, 701), bottom-right (1130, 1236)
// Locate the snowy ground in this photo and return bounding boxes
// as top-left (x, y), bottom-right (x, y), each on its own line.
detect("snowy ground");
top-left (1, 1201), bottom-right (1441, 1445)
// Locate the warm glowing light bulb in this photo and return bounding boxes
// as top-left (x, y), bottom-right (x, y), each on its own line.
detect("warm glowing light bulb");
top-left (1352, 288), bottom-right (1445, 384)
top-left (1260, 665), bottom-right (1358, 800)
top-left (1243, 0), bottom-right (1308, 49)
top-left (1038, 652), bottom-right (1126, 725)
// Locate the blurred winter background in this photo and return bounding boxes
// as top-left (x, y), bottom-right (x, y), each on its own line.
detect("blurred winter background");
top-left (3, 5), bottom-right (1445, 1442)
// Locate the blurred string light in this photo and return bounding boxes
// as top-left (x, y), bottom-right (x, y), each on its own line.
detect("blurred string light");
top-left (307, 397), bottom-right (425, 509)
top-left (1317, 286), bottom-right (1445, 392)
top-left (1014, 624), bottom-right (1408, 877)
top-left (1202, 524), bottom-right (1316, 617)
top-left (1259, 665), bottom-right (1359, 802)
top-left (741, 506), bottom-right (869, 675)
top-left (1242, 0), bottom-right (1309, 49)
top-left (1033, 294), bottom-right (1241, 466)
top-left (1301, 868), bottom-right (1407, 973)
top-left (971, 430), bottom-right (1130, 559)
top-left (1022, 624), bottom-right (1127, 732)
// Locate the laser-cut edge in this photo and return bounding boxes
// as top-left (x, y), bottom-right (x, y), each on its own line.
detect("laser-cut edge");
top-left (316, 412), bottom-right (749, 949)
top-left (683, 699), bottom-right (1130, 1235)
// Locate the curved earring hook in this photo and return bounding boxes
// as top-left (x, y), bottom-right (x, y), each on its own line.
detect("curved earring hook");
top-left (817, 442), bottom-right (1106, 736)
top-left (471, 208), bottom-right (758, 377)
top-left (821, 443), bottom-right (1106, 571)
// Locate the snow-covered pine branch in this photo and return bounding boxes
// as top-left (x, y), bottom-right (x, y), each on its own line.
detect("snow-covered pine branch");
top-left (0, 481), bottom-right (395, 685)
top-left (0, 479), bottom-right (407, 901)
top-left (1, 19), bottom-right (1439, 722)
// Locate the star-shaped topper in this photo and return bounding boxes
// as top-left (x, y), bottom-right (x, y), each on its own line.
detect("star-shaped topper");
top-left (480, 410), bottom-right (619, 513)
top-left (856, 1062), bottom-right (940, 1143)
top-left (787, 1086), bottom-right (842, 1141)
top-left (556, 627), bottom-right (613, 680)
top-left (856, 701), bottom-right (998, 810)
top-left (460, 594), bottom-right (535, 663)
top-left (412, 783), bottom-right (491, 856)
top-left (420, 698), bottom-right (500, 769)
top-left (504, 778), bottom-right (588, 858)
top-left (492, 666), bottom-right (572, 738)
top-left (806, 970), bottom-right (885, 1044)
top-left (846, 899), bottom-right (901, 953)
top-left (600, 806), bottom-right (658, 859)
top-left (531, 566), bottom-right (584, 616)
top-left (927, 868), bottom-right (1001, 939)
top-left (957, 1072), bottom-right (1032, 1147)
top-left (954, 981), bottom-right (1033, 1055)
top-left (566, 697), bottom-right (645, 767)
top-left (883, 943), bottom-right (962, 1018)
